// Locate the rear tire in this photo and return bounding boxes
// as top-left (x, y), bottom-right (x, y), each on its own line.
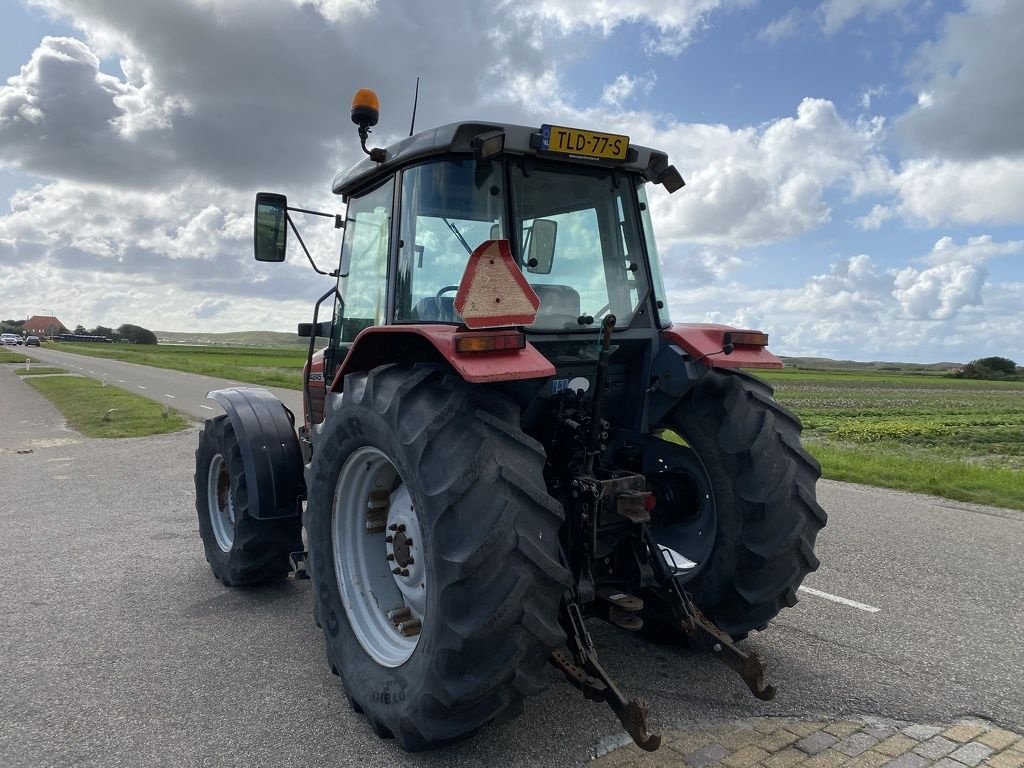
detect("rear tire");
top-left (195, 415), bottom-right (302, 586)
top-left (649, 369), bottom-right (826, 639)
top-left (306, 365), bottom-right (569, 750)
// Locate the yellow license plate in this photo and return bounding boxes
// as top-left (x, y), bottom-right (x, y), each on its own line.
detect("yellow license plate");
top-left (540, 124), bottom-right (630, 162)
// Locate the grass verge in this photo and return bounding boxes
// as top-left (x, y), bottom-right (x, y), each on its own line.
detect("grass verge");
top-left (50, 342), bottom-right (306, 389)
top-left (0, 349), bottom-right (38, 363)
top-left (809, 442), bottom-right (1023, 511)
top-left (15, 367), bottom-right (66, 376)
top-left (24, 375), bottom-right (191, 438)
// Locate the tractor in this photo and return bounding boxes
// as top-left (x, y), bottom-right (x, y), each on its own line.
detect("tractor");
top-left (194, 88), bottom-right (826, 752)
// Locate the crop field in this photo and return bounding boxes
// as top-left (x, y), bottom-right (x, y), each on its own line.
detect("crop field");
top-left (758, 369), bottom-right (1024, 511)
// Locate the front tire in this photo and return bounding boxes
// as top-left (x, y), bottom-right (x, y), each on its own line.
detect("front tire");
top-left (306, 365), bottom-right (569, 750)
top-left (194, 415), bottom-right (302, 586)
top-left (650, 369), bottom-right (827, 639)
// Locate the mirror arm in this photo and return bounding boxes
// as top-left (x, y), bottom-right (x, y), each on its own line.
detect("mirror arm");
top-left (287, 206), bottom-right (345, 230)
top-left (286, 212), bottom-right (330, 276)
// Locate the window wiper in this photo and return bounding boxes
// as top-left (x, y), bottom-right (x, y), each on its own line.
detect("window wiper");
top-left (443, 218), bottom-right (472, 255)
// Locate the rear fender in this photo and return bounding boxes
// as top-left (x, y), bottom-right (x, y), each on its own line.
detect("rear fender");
top-left (329, 325), bottom-right (554, 391)
top-left (662, 323), bottom-right (783, 370)
top-left (207, 387), bottom-right (305, 519)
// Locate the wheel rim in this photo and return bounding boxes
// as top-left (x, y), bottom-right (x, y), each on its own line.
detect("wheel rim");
top-left (650, 443), bottom-right (717, 586)
top-left (207, 453), bottom-right (235, 552)
top-left (332, 446), bottom-right (424, 667)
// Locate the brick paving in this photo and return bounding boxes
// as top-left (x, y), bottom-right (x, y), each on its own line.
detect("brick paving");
top-left (592, 717), bottom-right (1023, 768)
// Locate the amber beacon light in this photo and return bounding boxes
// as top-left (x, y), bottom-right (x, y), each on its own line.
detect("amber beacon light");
top-left (351, 88), bottom-right (385, 162)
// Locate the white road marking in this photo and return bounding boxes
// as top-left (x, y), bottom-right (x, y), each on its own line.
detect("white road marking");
top-left (117, 379), bottom-right (126, 383)
top-left (137, 385), bottom-right (147, 390)
top-left (799, 586), bottom-right (880, 613)
top-left (200, 405), bottom-right (215, 410)
top-left (163, 394), bottom-right (176, 399)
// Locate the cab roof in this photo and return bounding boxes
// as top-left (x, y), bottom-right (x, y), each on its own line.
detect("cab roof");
top-left (331, 121), bottom-right (674, 197)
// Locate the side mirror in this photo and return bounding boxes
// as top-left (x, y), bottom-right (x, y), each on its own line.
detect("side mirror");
top-left (526, 219), bottom-right (557, 274)
top-left (254, 192), bottom-right (288, 262)
top-left (298, 320), bottom-right (332, 338)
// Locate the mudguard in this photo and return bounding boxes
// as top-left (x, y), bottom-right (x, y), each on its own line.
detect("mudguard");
top-left (662, 323), bottom-right (783, 370)
top-left (330, 325), bottom-right (555, 391)
top-left (207, 387), bottom-right (305, 519)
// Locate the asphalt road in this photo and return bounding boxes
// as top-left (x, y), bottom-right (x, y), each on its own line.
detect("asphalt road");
top-left (2, 354), bottom-right (1022, 768)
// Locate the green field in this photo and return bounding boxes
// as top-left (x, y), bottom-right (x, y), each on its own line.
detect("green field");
top-left (50, 342), bottom-right (308, 389)
top-left (758, 369), bottom-right (1024, 511)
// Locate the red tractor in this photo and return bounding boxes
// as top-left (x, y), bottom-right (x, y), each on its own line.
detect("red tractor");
top-left (195, 89), bottom-right (826, 752)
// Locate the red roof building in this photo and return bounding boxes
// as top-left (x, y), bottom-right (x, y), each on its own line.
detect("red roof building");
top-left (23, 315), bottom-right (68, 337)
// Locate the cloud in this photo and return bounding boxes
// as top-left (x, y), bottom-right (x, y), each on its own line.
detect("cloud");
top-left (892, 261), bottom-right (987, 321)
top-left (818, 0), bottom-right (917, 34)
top-left (758, 10), bottom-right (804, 43)
top-left (645, 98), bottom-right (885, 247)
top-left (897, 0), bottom-right (1024, 160)
top-left (503, 0), bottom-right (752, 55)
top-left (892, 156), bottom-right (1024, 226)
top-left (600, 73), bottom-right (656, 108)
top-left (0, 36), bottom-right (178, 185)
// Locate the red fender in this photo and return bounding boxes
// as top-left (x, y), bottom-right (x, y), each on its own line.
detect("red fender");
top-left (662, 323), bottom-right (783, 369)
top-left (329, 325), bottom-right (554, 391)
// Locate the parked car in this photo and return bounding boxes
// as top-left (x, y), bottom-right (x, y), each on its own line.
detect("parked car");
top-left (1, 333), bottom-right (22, 346)
top-left (25, 336), bottom-right (40, 347)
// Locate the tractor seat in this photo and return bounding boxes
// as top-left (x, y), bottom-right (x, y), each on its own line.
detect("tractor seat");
top-left (532, 283), bottom-right (581, 319)
top-left (412, 296), bottom-right (461, 323)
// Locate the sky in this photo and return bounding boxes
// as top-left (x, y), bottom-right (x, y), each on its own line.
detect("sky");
top-left (0, 0), bottom-right (1022, 364)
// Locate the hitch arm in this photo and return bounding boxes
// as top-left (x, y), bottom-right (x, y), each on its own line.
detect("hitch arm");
top-left (550, 600), bottom-right (662, 752)
top-left (641, 528), bottom-right (776, 701)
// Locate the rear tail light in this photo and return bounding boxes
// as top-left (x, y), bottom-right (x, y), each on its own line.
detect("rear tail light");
top-left (454, 332), bottom-right (527, 354)
top-left (725, 331), bottom-right (769, 347)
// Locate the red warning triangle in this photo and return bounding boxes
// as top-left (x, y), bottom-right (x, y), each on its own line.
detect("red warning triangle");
top-left (454, 240), bottom-right (540, 329)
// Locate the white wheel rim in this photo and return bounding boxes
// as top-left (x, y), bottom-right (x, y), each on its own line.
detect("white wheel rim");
top-left (332, 447), bottom-right (424, 667)
top-left (207, 453), bottom-right (235, 552)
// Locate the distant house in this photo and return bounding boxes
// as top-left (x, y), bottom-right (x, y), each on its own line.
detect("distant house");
top-left (24, 315), bottom-right (69, 338)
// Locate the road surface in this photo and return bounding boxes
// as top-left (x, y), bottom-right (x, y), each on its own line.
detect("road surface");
top-left (1, 353), bottom-right (1021, 767)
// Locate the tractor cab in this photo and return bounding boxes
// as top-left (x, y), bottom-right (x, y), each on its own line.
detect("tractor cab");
top-left (255, 93), bottom-right (692, 432)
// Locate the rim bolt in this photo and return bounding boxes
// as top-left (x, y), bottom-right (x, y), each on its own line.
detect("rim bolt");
top-left (392, 567), bottom-right (402, 575)
top-left (400, 569), bottom-right (409, 577)
top-left (386, 553), bottom-right (395, 561)
top-left (385, 535), bottom-right (394, 543)
top-left (406, 556), bottom-right (414, 565)
top-left (397, 524), bottom-right (406, 532)
top-left (388, 524), bottom-right (398, 531)
top-left (405, 538), bottom-right (413, 547)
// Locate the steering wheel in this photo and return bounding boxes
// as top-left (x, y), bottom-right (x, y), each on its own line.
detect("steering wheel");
top-left (436, 285), bottom-right (459, 301)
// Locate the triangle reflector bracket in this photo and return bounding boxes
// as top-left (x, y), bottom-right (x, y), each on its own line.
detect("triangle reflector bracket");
top-left (454, 240), bottom-right (540, 329)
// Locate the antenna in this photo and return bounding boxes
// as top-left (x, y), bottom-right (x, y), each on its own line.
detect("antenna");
top-left (409, 76), bottom-right (420, 137)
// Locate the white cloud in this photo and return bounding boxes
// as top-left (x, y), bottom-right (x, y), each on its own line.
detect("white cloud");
top-left (818, 0), bottom-right (916, 34)
top-left (893, 156), bottom-right (1024, 226)
top-left (897, 0), bottom-right (1024, 159)
top-left (645, 98), bottom-right (886, 247)
top-left (922, 234), bottom-right (1024, 265)
top-left (503, 0), bottom-right (752, 55)
top-left (600, 73), bottom-right (656, 108)
top-left (757, 9), bottom-right (804, 43)
top-left (855, 203), bottom-right (895, 230)
top-left (859, 84), bottom-right (888, 110)
top-left (892, 261), bottom-right (987, 321)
